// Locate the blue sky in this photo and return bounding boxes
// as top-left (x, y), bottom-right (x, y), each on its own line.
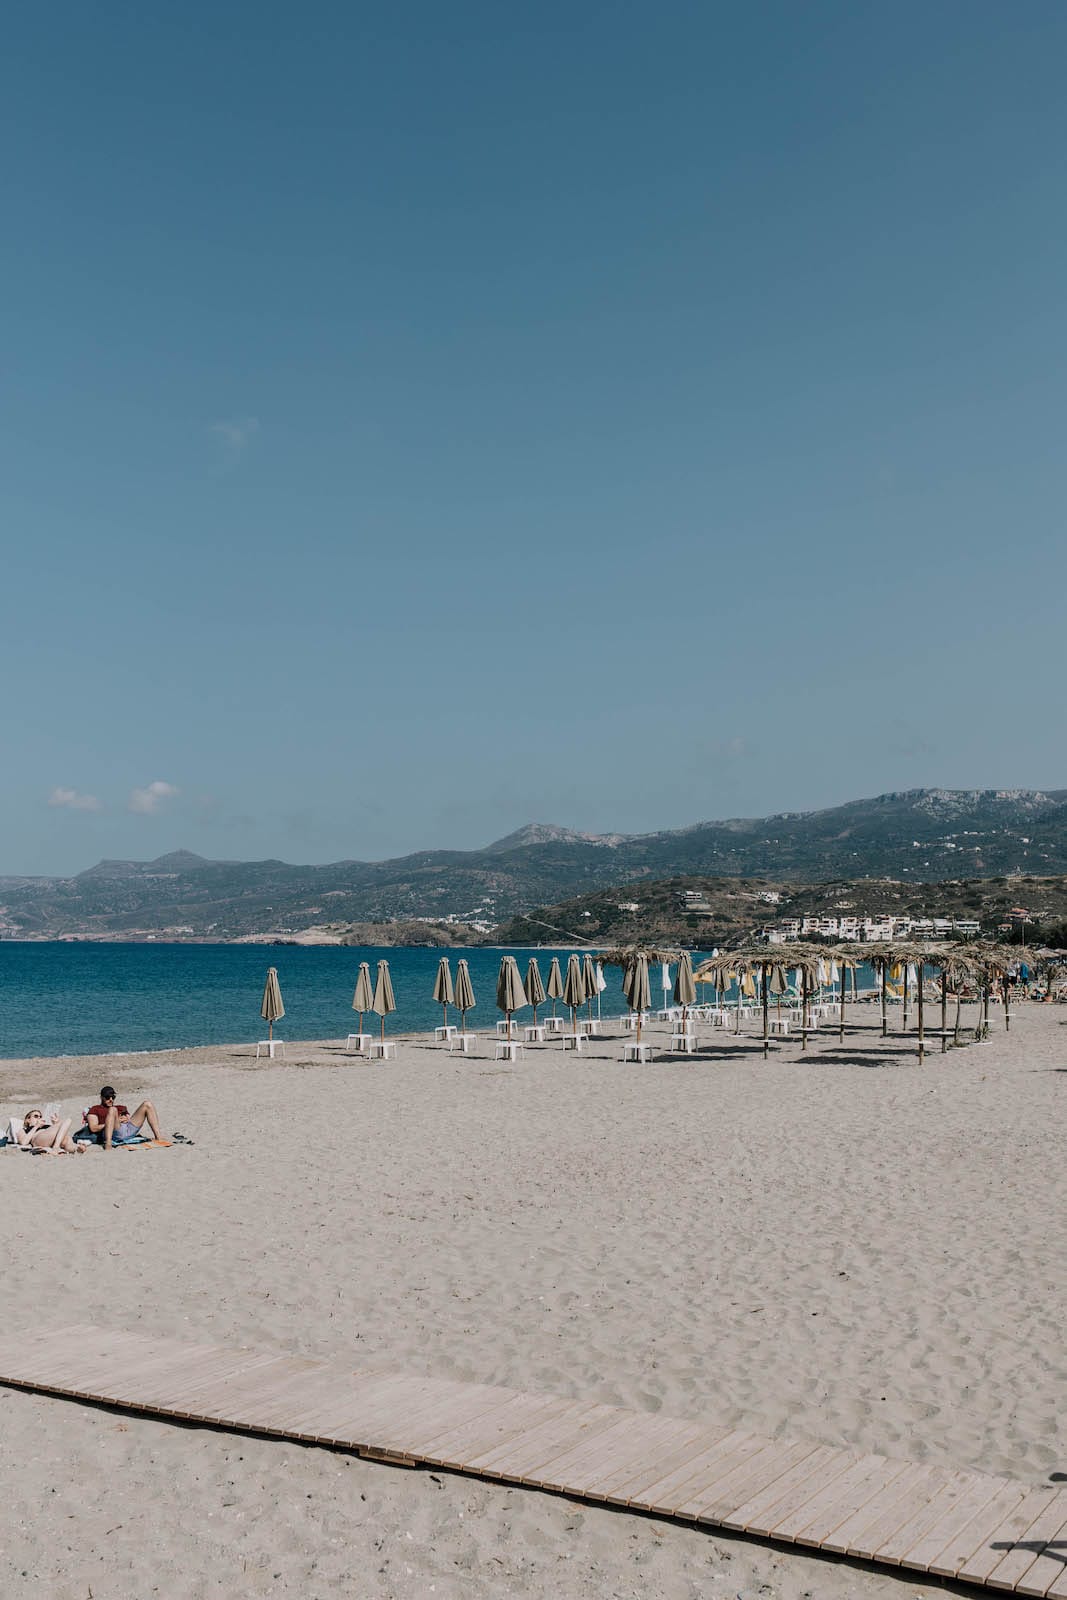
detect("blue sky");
top-left (4, 2), bottom-right (1066, 874)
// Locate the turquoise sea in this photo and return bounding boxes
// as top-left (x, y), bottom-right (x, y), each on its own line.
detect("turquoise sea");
top-left (0, 944), bottom-right (878, 1060)
top-left (0, 943), bottom-right (718, 1060)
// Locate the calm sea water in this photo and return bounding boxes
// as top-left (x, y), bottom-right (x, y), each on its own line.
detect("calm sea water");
top-left (0, 943), bottom-right (706, 1060)
top-left (0, 944), bottom-right (875, 1060)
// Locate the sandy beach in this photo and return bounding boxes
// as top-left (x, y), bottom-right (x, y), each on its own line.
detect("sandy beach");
top-left (2, 1002), bottom-right (1064, 1600)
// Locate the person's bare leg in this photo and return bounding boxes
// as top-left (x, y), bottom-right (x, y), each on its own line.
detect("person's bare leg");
top-left (104, 1106), bottom-right (118, 1150)
top-left (35, 1118), bottom-right (72, 1153)
top-left (130, 1100), bottom-right (161, 1140)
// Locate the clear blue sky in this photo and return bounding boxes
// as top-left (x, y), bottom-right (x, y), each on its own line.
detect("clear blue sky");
top-left (4, 1), bottom-right (1066, 875)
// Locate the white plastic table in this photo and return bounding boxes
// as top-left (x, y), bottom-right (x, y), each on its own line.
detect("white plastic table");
top-left (435, 1024), bottom-right (458, 1042)
top-left (449, 1033), bottom-right (476, 1054)
top-left (621, 1013), bottom-right (648, 1031)
top-left (623, 1041), bottom-right (653, 1063)
top-left (561, 1033), bottom-right (585, 1052)
top-left (368, 1040), bottom-right (397, 1061)
top-left (255, 1040), bottom-right (286, 1060)
top-left (768, 1017), bottom-right (791, 1035)
top-left (495, 1040), bottom-right (525, 1062)
top-left (345, 1033), bottom-right (371, 1054)
top-left (543, 1016), bottom-right (566, 1034)
top-left (581, 1017), bottom-right (603, 1036)
top-left (523, 1024), bottom-right (545, 1043)
top-left (669, 1033), bottom-right (697, 1053)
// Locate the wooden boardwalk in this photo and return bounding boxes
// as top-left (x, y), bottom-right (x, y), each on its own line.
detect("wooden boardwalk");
top-left (1, 1325), bottom-right (1064, 1595)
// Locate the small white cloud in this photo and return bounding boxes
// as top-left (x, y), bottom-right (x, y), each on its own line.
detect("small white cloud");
top-left (129, 780), bottom-right (180, 815)
top-left (211, 416), bottom-right (260, 459)
top-left (48, 786), bottom-right (101, 812)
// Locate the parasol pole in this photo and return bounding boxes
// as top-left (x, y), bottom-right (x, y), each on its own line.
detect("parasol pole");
top-left (941, 969), bottom-right (949, 1054)
top-left (916, 960), bottom-right (925, 1062)
top-left (880, 959), bottom-right (888, 1038)
top-left (762, 962), bottom-right (769, 1058)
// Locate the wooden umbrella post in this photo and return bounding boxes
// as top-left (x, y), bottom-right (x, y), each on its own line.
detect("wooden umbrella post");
top-left (762, 963), bottom-right (769, 1059)
top-left (982, 980), bottom-right (990, 1040)
top-left (1003, 971), bottom-right (1011, 1031)
top-left (916, 961), bottom-right (925, 1062)
top-left (880, 960), bottom-right (888, 1038)
top-left (902, 963), bottom-right (909, 1033)
top-left (838, 964), bottom-right (846, 1042)
top-left (941, 970), bottom-right (949, 1054)
top-left (802, 969), bottom-right (810, 1051)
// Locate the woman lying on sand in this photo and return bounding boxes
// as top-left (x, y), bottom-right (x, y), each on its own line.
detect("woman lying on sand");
top-left (17, 1110), bottom-right (90, 1154)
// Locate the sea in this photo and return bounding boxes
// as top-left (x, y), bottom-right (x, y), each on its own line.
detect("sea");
top-left (0, 943), bottom-right (715, 1060)
top-left (0, 943), bottom-right (879, 1061)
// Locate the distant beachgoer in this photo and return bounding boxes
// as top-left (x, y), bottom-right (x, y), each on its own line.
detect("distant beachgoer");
top-left (85, 1086), bottom-right (162, 1150)
top-left (17, 1109), bottom-right (89, 1154)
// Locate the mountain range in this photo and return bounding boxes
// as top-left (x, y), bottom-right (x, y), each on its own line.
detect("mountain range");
top-left (2, 788), bottom-right (1065, 939)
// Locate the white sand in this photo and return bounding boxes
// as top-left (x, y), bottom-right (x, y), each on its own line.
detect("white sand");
top-left (2, 1002), bottom-right (1065, 1599)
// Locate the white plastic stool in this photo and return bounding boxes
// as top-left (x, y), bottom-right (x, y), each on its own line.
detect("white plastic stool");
top-left (255, 1039), bottom-right (286, 1060)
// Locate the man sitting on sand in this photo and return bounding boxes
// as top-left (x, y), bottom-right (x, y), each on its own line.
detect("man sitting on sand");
top-left (85, 1086), bottom-right (162, 1150)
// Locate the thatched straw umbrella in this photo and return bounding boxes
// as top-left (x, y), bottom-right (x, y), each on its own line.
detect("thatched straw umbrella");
top-left (827, 947), bottom-right (860, 1040)
top-left (696, 946), bottom-right (822, 1054)
top-left (925, 947), bottom-right (982, 1052)
top-left (525, 957), bottom-right (547, 1025)
top-left (1037, 950), bottom-right (1067, 1001)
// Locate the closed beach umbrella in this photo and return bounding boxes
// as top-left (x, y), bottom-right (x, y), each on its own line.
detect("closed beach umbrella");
top-left (623, 953), bottom-right (651, 1042)
top-left (260, 967), bottom-right (284, 1042)
top-left (454, 958), bottom-right (475, 1035)
top-left (673, 950), bottom-right (696, 1023)
top-left (562, 953), bottom-right (586, 1039)
top-left (496, 955), bottom-right (528, 1041)
top-left (581, 953), bottom-right (598, 1020)
top-left (372, 959), bottom-right (396, 1044)
top-left (546, 957), bottom-right (564, 1018)
top-left (351, 961), bottom-right (373, 1034)
top-left (432, 956), bottom-right (455, 1029)
top-left (525, 957), bottom-right (546, 1024)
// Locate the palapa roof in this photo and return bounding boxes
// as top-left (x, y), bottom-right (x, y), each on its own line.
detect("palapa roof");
top-left (597, 946), bottom-right (682, 969)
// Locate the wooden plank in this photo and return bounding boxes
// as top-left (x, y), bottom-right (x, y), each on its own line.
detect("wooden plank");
top-left (820, 1462), bottom-right (938, 1556)
top-left (981, 1491), bottom-right (1067, 1592)
top-left (461, 1400), bottom-right (607, 1475)
top-left (769, 1452), bottom-right (899, 1543)
top-left (956, 1488), bottom-right (1061, 1587)
top-left (1012, 1512), bottom-right (1067, 1600)
top-left (536, 1413), bottom-right (696, 1495)
top-left (418, 1394), bottom-right (593, 1469)
top-left (874, 1471), bottom-right (992, 1565)
top-left (1043, 1555), bottom-right (1067, 1600)
top-left (724, 1443), bottom-right (857, 1534)
top-left (472, 1403), bottom-right (622, 1482)
top-left (927, 1480), bottom-right (1030, 1579)
top-left (895, 1472), bottom-right (1015, 1572)
top-left (793, 1457), bottom-right (917, 1549)
top-left (610, 1429), bottom-right (760, 1517)
top-left (593, 1424), bottom-right (727, 1504)
top-left (652, 1433), bottom-right (777, 1516)
top-left (683, 1439), bottom-right (825, 1525)
top-left (0, 1323), bottom-right (1056, 1599)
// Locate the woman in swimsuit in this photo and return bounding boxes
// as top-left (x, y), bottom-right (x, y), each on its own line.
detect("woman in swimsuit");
top-left (17, 1109), bottom-right (88, 1154)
